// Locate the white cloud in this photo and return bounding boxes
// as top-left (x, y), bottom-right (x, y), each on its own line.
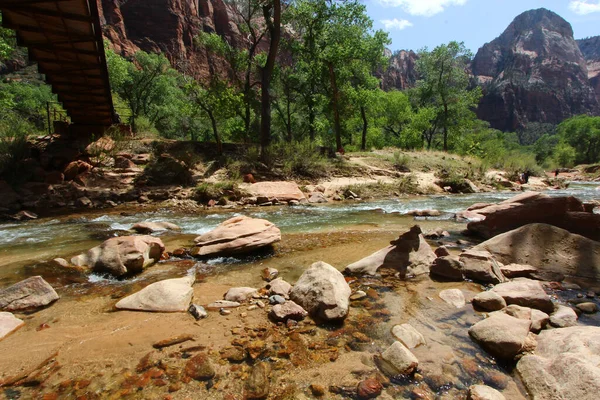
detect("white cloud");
top-left (569, 1), bottom-right (600, 15)
top-left (381, 18), bottom-right (413, 30)
top-left (377, 0), bottom-right (468, 17)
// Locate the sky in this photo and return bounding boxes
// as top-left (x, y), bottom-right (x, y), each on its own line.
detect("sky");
top-left (364, 0), bottom-right (600, 53)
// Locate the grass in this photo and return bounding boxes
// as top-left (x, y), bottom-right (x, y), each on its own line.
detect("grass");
top-left (340, 175), bottom-right (419, 199)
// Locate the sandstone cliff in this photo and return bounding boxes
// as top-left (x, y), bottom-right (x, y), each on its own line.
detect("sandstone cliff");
top-left (577, 36), bottom-right (600, 104)
top-left (382, 49), bottom-right (419, 91)
top-left (472, 8), bottom-right (599, 131)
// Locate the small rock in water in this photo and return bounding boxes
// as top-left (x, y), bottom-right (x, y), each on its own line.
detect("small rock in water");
top-left (261, 267), bottom-right (279, 282)
top-left (0, 276), bottom-right (60, 311)
top-left (206, 300), bottom-right (240, 310)
top-left (224, 287), bottom-right (258, 302)
top-left (0, 312), bottom-right (25, 340)
top-left (269, 295), bottom-right (286, 305)
top-left (268, 278), bottom-right (292, 297)
top-left (310, 383), bottom-right (326, 397)
top-left (549, 305), bottom-right (578, 327)
top-left (376, 341), bottom-right (418, 376)
top-left (350, 290), bottom-right (368, 301)
top-left (220, 308), bottom-right (232, 316)
top-left (184, 353), bottom-right (215, 381)
top-left (472, 291), bottom-right (506, 311)
top-left (50, 258), bottom-right (71, 268)
top-left (439, 289), bottom-right (466, 308)
top-left (435, 246), bottom-right (451, 257)
top-left (586, 291), bottom-right (596, 299)
top-left (255, 300), bottom-right (266, 309)
top-left (576, 302), bottom-right (598, 314)
top-left (357, 377), bottom-right (383, 399)
top-left (468, 384), bottom-right (506, 400)
top-left (188, 304), bottom-right (207, 320)
top-left (270, 301), bottom-right (308, 322)
top-left (391, 324), bottom-right (426, 349)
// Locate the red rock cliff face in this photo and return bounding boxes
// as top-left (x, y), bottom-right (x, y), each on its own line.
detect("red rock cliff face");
top-left (97, 0), bottom-right (242, 79)
top-left (472, 8), bottom-right (599, 131)
top-left (382, 49), bottom-right (419, 91)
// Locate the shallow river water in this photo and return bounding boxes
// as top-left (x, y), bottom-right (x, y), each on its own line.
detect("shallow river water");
top-left (0, 183), bottom-right (599, 399)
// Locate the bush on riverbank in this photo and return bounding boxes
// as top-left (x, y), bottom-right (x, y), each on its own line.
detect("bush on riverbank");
top-left (340, 175), bottom-right (419, 199)
top-left (194, 181), bottom-right (248, 204)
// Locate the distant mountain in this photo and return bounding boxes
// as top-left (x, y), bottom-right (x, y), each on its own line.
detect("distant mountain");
top-left (471, 8), bottom-right (599, 131)
top-left (577, 36), bottom-right (600, 105)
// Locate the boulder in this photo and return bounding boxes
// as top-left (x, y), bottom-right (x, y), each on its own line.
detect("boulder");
top-left (576, 302), bottom-right (598, 314)
top-left (459, 250), bottom-right (507, 284)
top-left (193, 216), bottom-right (281, 257)
top-left (391, 324), bottom-right (426, 349)
top-left (71, 235), bottom-right (165, 276)
top-left (0, 276), bottom-right (59, 311)
top-left (115, 276), bottom-right (194, 312)
top-left (289, 261), bottom-right (351, 321)
top-left (269, 301), bottom-right (308, 322)
top-left (549, 305), bottom-right (578, 328)
top-left (0, 312), bottom-right (25, 341)
top-left (345, 225), bottom-right (436, 278)
top-left (474, 224), bottom-right (600, 282)
top-left (430, 256), bottom-right (464, 281)
top-left (142, 154), bottom-right (193, 186)
top-left (434, 246), bottom-right (450, 257)
top-left (491, 279), bottom-right (554, 313)
top-left (517, 326), bottom-right (600, 400)
top-left (63, 160), bottom-right (92, 181)
top-left (224, 287), bottom-right (257, 302)
top-left (500, 263), bottom-right (538, 279)
top-left (131, 222), bottom-right (181, 234)
top-left (496, 305), bottom-right (549, 333)
top-left (468, 385), bottom-right (506, 400)
top-left (464, 192), bottom-right (600, 240)
top-left (308, 192), bottom-right (328, 204)
top-left (267, 278), bottom-right (292, 298)
top-left (472, 291), bottom-right (507, 312)
top-left (439, 289), bottom-right (466, 308)
top-left (114, 156), bottom-right (136, 169)
top-left (376, 341), bottom-right (418, 376)
top-left (245, 181), bottom-right (306, 202)
top-left (468, 313), bottom-right (532, 360)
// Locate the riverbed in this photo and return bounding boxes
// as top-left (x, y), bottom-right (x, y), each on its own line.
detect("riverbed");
top-left (0, 183), bottom-right (598, 399)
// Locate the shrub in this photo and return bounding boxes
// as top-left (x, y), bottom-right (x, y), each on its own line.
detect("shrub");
top-left (392, 151), bottom-right (410, 172)
top-left (194, 181), bottom-right (247, 203)
top-left (0, 112), bottom-right (32, 183)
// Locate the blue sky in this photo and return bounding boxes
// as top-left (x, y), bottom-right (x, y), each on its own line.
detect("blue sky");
top-left (364, 0), bottom-right (600, 53)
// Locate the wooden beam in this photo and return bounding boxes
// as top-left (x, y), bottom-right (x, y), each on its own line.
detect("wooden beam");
top-left (4, 7), bottom-right (93, 23)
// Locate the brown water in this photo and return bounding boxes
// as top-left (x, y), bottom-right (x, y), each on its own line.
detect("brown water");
top-left (1, 185), bottom-right (599, 399)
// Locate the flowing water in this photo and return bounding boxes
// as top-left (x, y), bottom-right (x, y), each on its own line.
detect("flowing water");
top-left (0, 183), bottom-right (598, 399)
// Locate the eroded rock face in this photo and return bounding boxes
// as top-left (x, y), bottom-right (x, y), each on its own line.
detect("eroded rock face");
top-left (115, 276), bottom-right (194, 312)
top-left (71, 235), bottom-right (165, 276)
top-left (345, 225), bottom-right (436, 277)
top-left (474, 223), bottom-right (600, 283)
top-left (517, 326), bottom-right (600, 400)
top-left (193, 216), bottom-right (281, 257)
top-left (472, 8), bottom-right (599, 131)
top-left (0, 276), bottom-right (59, 311)
top-left (289, 261), bottom-right (351, 321)
top-left (382, 49), bottom-right (419, 90)
top-left (577, 36), bottom-right (600, 103)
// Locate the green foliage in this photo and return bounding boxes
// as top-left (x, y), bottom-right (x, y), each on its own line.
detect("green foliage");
top-left (0, 12), bottom-right (16, 61)
top-left (0, 80), bottom-right (55, 130)
top-left (0, 112), bottom-right (32, 183)
top-left (277, 140), bottom-right (328, 178)
top-left (392, 151), bottom-right (410, 171)
top-left (552, 143), bottom-right (577, 168)
top-left (194, 181), bottom-right (247, 203)
top-left (557, 115), bottom-right (600, 165)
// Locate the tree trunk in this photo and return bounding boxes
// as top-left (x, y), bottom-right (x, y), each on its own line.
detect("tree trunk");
top-left (328, 62), bottom-right (342, 152)
top-left (286, 100), bottom-right (292, 143)
top-left (443, 103), bottom-right (449, 151)
top-left (360, 105), bottom-right (368, 151)
top-left (307, 97), bottom-right (316, 141)
top-left (260, 0), bottom-right (281, 160)
top-left (208, 109), bottom-right (222, 155)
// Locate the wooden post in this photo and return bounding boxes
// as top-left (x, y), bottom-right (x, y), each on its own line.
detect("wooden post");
top-left (46, 102), bottom-right (52, 136)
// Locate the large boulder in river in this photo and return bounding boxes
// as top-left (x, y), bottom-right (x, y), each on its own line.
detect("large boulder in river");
top-left (464, 192), bottom-right (600, 240)
top-left (517, 326), bottom-right (600, 400)
top-left (290, 261), bottom-right (351, 321)
top-left (473, 223), bottom-right (600, 282)
top-left (245, 181), bottom-right (306, 202)
top-left (115, 276), bottom-right (195, 312)
top-left (345, 225), bottom-right (436, 277)
top-left (468, 313), bottom-right (532, 360)
top-left (459, 249), bottom-right (507, 284)
top-left (193, 216), bottom-right (281, 257)
top-left (71, 235), bottom-right (165, 277)
top-left (0, 276), bottom-right (59, 311)
top-left (491, 279), bottom-right (554, 313)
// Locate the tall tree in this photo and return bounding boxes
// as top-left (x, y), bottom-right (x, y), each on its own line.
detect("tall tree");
top-left (415, 41), bottom-right (481, 151)
top-left (259, 0), bottom-right (282, 157)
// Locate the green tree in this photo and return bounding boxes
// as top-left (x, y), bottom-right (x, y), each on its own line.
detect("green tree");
top-left (415, 41), bottom-right (481, 150)
top-left (0, 12), bottom-right (16, 61)
top-left (557, 115), bottom-right (600, 164)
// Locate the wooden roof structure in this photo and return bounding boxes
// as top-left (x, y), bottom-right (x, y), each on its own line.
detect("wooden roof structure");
top-left (0, 0), bottom-right (115, 127)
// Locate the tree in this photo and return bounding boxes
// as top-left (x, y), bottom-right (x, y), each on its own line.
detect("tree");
top-left (259, 0), bottom-right (282, 157)
top-left (415, 41), bottom-right (481, 151)
top-left (557, 115), bottom-right (600, 165)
